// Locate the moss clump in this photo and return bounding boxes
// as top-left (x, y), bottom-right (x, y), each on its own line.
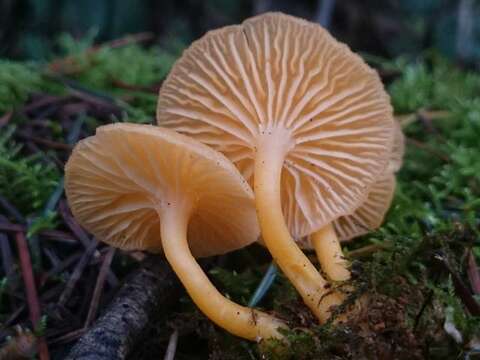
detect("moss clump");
top-left (0, 126), bottom-right (60, 214)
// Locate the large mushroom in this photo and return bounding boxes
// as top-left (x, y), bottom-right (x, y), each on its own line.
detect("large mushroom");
top-left (157, 12), bottom-right (395, 322)
top-left (65, 123), bottom-right (285, 341)
top-left (310, 121), bottom-right (404, 281)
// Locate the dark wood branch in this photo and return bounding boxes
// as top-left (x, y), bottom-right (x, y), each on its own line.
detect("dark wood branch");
top-left (65, 256), bottom-right (179, 360)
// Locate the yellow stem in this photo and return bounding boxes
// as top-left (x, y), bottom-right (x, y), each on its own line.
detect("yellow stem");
top-left (159, 200), bottom-right (286, 341)
top-left (254, 132), bottom-right (343, 323)
top-left (312, 224), bottom-right (351, 282)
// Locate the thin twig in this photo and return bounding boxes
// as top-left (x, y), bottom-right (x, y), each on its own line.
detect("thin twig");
top-left (0, 195), bottom-right (25, 223)
top-left (0, 111), bottom-right (13, 127)
top-left (58, 201), bottom-right (91, 248)
top-left (49, 328), bottom-right (86, 345)
top-left (58, 201), bottom-right (119, 287)
top-left (467, 250), bottom-right (480, 295)
top-left (85, 248), bottom-right (116, 327)
top-left (434, 252), bottom-right (480, 316)
top-left (48, 32), bottom-right (154, 74)
top-left (44, 252), bottom-right (82, 280)
top-left (406, 137), bottom-right (450, 162)
top-left (248, 262), bottom-right (277, 307)
top-left (0, 222), bottom-right (26, 233)
top-left (16, 130), bottom-right (73, 151)
top-left (15, 232), bottom-right (50, 360)
top-left (0, 232), bottom-right (14, 277)
top-left (163, 329), bottom-right (179, 360)
top-left (347, 243), bottom-right (389, 258)
top-left (20, 95), bottom-right (70, 115)
top-left (58, 239), bottom-right (99, 306)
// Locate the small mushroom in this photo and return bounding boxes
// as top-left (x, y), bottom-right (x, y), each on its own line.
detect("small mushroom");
top-left (309, 122), bottom-right (404, 281)
top-left (157, 13), bottom-right (394, 322)
top-left (65, 123), bottom-right (285, 341)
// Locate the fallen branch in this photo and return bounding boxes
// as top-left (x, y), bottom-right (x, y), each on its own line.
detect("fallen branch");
top-left (65, 256), bottom-right (179, 360)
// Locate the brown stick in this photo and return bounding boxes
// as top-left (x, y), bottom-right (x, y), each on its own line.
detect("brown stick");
top-left (65, 256), bottom-right (179, 360)
top-left (15, 232), bottom-right (50, 360)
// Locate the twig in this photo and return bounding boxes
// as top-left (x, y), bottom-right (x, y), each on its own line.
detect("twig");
top-left (434, 252), bottom-right (480, 316)
top-left (85, 248), bottom-right (116, 327)
top-left (248, 262), bottom-right (277, 307)
top-left (0, 195), bottom-right (25, 223)
top-left (58, 239), bottom-right (99, 306)
top-left (111, 79), bottom-right (162, 93)
top-left (58, 201), bottom-right (92, 248)
top-left (0, 223), bottom-right (27, 233)
top-left (406, 137), bottom-right (450, 162)
top-left (0, 216), bottom-right (15, 306)
top-left (0, 232), bottom-right (14, 277)
top-left (20, 95), bottom-right (70, 115)
top-left (347, 243), bottom-right (389, 258)
top-left (49, 328), bottom-right (86, 345)
top-left (58, 201), bottom-right (119, 287)
top-left (40, 230), bottom-right (77, 245)
top-left (314, 0), bottom-right (336, 29)
top-left (16, 130), bottom-right (73, 151)
top-left (5, 305), bottom-right (25, 327)
top-left (44, 252), bottom-right (82, 280)
top-left (0, 223), bottom-right (77, 244)
top-left (65, 256), bottom-right (180, 360)
top-left (15, 232), bottom-right (50, 360)
top-left (48, 32), bottom-right (154, 75)
top-left (163, 330), bottom-right (179, 360)
top-left (467, 250), bottom-right (480, 295)
top-left (0, 111), bottom-right (13, 127)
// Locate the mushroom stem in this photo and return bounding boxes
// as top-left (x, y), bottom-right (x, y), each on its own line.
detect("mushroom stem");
top-left (159, 201), bottom-right (286, 341)
top-left (311, 224), bottom-right (351, 282)
top-left (254, 134), bottom-right (343, 323)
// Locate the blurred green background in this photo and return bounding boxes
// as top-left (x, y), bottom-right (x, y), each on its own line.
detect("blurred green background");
top-left (1, 0), bottom-right (480, 65)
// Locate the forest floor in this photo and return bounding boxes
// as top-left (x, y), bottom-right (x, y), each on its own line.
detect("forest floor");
top-left (0, 35), bottom-right (479, 359)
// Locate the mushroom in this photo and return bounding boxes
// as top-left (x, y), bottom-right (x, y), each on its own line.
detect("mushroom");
top-left (157, 13), bottom-right (395, 322)
top-left (310, 121), bottom-right (405, 281)
top-left (65, 123), bottom-right (285, 341)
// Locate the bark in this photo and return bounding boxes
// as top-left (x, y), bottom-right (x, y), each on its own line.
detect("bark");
top-left (65, 256), bottom-right (179, 360)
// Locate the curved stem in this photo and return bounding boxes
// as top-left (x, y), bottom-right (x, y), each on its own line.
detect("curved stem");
top-left (254, 134), bottom-right (343, 323)
top-left (311, 224), bottom-right (351, 282)
top-left (159, 201), bottom-right (286, 341)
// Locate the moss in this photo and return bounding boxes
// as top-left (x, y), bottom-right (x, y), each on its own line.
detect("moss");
top-left (0, 126), bottom-right (60, 214)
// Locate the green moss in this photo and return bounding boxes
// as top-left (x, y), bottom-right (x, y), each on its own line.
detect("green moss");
top-left (0, 126), bottom-right (60, 214)
top-left (0, 61), bottom-right (46, 114)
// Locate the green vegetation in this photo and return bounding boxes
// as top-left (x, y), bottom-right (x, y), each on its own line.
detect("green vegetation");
top-left (0, 126), bottom-right (60, 214)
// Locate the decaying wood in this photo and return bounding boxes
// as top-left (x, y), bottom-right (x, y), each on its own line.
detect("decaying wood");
top-left (65, 256), bottom-right (179, 360)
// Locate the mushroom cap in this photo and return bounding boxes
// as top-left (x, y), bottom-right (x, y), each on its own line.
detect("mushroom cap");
top-left (300, 124), bottom-right (403, 247)
top-left (65, 123), bottom-right (259, 258)
top-left (332, 174), bottom-right (396, 242)
top-left (298, 174), bottom-right (395, 249)
top-left (157, 12), bottom-right (395, 238)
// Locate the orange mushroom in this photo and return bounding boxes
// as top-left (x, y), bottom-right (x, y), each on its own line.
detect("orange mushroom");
top-left (157, 13), bottom-right (395, 322)
top-left (310, 122), bottom-right (404, 282)
top-left (65, 123), bottom-right (285, 341)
